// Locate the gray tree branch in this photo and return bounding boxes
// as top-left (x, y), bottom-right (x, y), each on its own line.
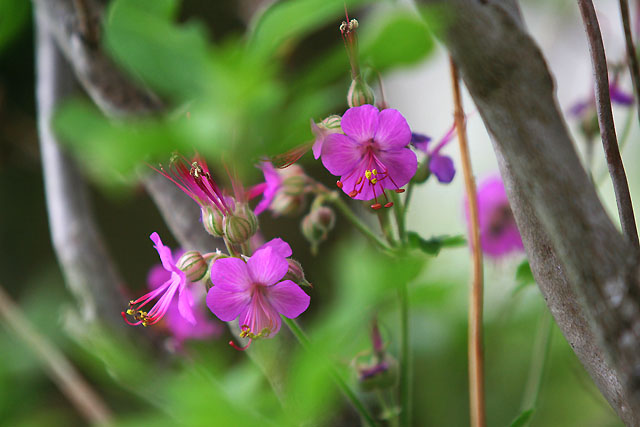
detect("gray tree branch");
top-left (35, 9), bottom-right (126, 331)
top-left (417, 0), bottom-right (640, 423)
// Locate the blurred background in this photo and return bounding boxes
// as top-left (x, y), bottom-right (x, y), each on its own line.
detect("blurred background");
top-left (0, 0), bottom-right (636, 425)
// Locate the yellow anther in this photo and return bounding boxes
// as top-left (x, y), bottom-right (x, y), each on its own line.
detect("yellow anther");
top-left (126, 309), bottom-right (135, 315)
top-left (365, 170), bottom-right (372, 180)
top-left (372, 169), bottom-right (378, 175)
top-left (371, 178), bottom-right (378, 184)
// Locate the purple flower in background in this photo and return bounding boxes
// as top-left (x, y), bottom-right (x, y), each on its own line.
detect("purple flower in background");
top-left (248, 162), bottom-right (309, 217)
top-left (146, 259), bottom-right (221, 346)
top-left (122, 233), bottom-right (195, 327)
top-left (411, 123), bottom-right (456, 184)
top-left (249, 162), bottom-right (281, 216)
top-left (464, 175), bottom-right (524, 258)
top-left (206, 238), bottom-right (309, 348)
top-left (569, 79), bottom-right (634, 118)
top-left (322, 105), bottom-right (417, 209)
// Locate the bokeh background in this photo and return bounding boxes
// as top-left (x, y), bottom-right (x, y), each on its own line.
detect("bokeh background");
top-left (1, 0), bottom-right (637, 425)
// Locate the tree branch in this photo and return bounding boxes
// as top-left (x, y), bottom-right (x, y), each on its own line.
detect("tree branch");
top-left (578, 0), bottom-right (639, 248)
top-left (35, 9), bottom-right (127, 331)
top-left (417, 0), bottom-right (640, 423)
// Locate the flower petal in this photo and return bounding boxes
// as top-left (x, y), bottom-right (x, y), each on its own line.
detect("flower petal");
top-left (177, 279), bottom-right (196, 325)
top-left (321, 133), bottom-right (363, 176)
top-left (247, 247), bottom-right (288, 286)
top-left (210, 257), bottom-right (252, 291)
top-left (429, 154), bottom-right (455, 183)
top-left (258, 238), bottom-right (292, 258)
top-left (206, 285), bottom-right (251, 322)
top-left (341, 104), bottom-right (379, 142)
top-left (374, 108), bottom-right (411, 148)
top-left (238, 292), bottom-right (282, 337)
top-left (266, 280), bottom-right (310, 319)
top-left (150, 232), bottom-right (177, 273)
top-left (376, 147), bottom-right (418, 190)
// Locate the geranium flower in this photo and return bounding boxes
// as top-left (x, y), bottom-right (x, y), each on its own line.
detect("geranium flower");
top-left (206, 238), bottom-right (309, 348)
top-left (465, 175), bottom-right (524, 258)
top-left (321, 105), bottom-right (417, 209)
top-left (122, 233), bottom-right (195, 327)
top-left (249, 162), bottom-right (309, 217)
top-left (411, 123), bottom-right (456, 184)
top-left (146, 253), bottom-right (221, 346)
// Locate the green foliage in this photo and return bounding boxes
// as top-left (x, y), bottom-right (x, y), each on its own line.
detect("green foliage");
top-left (512, 259), bottom-right (536, 295)
top-left (509, 408), bottom-right (534, 427)
top-left (0, 0), bottom-right (29, 55)
top-left (407, 231), bottom-right (466, 255)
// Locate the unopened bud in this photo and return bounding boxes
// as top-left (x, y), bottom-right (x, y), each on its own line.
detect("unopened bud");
top-left (320, 115), bottom-right (342, 130)
top-left (283, 259), bottom-right (312, 288)
top-left (301, 206), bottom-right (335, 246)
top-left (177, 251), bottom-right (208, 282)
top-left (347, 78), bottom-right (375, 108)
top-left (270, 165), bottom-right (309, 216)
top-left (224, 204), bottom-right (258, 245)
top-left (201, 206), bottom-right (224, 237)
top-left (205, 250), bottom-right (229, 290)
top-left (412, 160), bottom-right (431, 184)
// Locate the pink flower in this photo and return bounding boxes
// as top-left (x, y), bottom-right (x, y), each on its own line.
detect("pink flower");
top-left (154, 154), bottom-right (232, 215)
top-left (248, 163), bottom-right (281, 216)
top-left (146, 257), bottom-right (221, 345)
top-left (249, 162), bottom-right (309, 217)
top-left (122, 233), bottom-right (196, 327)
top-left (465, 175), bottom-right (524, 258)
top-left (321, 105), bottom-right (417, 209)
top-left (206, 238), bottom-right (309, 346)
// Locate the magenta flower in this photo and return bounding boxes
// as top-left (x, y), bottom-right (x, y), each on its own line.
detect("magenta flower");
top-left (122, 233), bottom-right (195, 327)
top-left (321, 105), bottom-right (417, 209)
top-left (465, 175), bottom-right (524, 258)
top-left (248, 162), bottom-right (281, 216)
top-left (154, 155), bottom-right (232, 216)
top-left (411, 123), bottom-right (457, 184)
top-left (146, 256), bottom-right (221, 346)
top-left (206, 238), bottom-right (309, 346)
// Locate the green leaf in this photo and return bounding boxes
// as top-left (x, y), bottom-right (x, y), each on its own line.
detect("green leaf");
top-left (247, 0), bottom-right (371, 59)
top-left (509, 408), bottom-right (534, 427)
top-left (0, 0), bottom-right (29, 55)
top-left (516, 259), bottom-right (534, 285)
top-left (407, 232), bottom-right (466, 256)
top-left (359, 10), bottom-right (435, 70)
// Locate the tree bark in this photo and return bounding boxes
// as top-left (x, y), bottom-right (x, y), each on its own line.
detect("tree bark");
top-left (416, 0), bottom-right (640, 423)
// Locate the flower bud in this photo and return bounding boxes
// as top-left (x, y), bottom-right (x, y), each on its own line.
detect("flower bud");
top-left (224, 204), bottom-right (258, 245)
top-left (270, 165), bottom-right (309, 216)
top-left (347, 77), bottom-right (375, 108)
top-left (301, 206), bottom-right (335, 246)
top-left (412, 160), bottom-right (431, 184)
top-left (205, 250), bottom-right (229, 290)
top-left (177, 251), bottom-right (208, 282)
top-left (283, 259), bottom-right (312, 288)
top-left (201, 206), bottom-right (224, 237)
top-left (320, 114), bottom-right (342, 131)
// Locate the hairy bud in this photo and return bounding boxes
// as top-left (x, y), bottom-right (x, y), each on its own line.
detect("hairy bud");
top-left (347, 78), bottom-right (375, 108)
top-left (283, 259), bottom-right (312, 288)
top-left (201, 206), bottom-right (224, 237)
top-left (177, 251), bottom-right (208, 282)
top-left (224, 204), bottom-right (258, 245)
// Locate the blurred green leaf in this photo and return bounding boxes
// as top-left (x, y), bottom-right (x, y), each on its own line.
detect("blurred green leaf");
top-left (0, 0), bottom-right (29, 55)
top-left (509, 408), bottom-right (534, 427)
top-left (247, 0), bottom-right (371, 59)
top-left (407, 232), bottom-right (466, 256)
top-left (512, 259), bottom-right (535, 296)
top-left (360, 9), bottom-right (434, 70)
top-left (105, 0), bottom-right (211, 98)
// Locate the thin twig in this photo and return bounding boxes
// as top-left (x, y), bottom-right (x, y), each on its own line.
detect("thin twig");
top-left (0, 284), bottom-right (113, 425)
top-left (449, 57), bottom-right (485, 427)
top-left (618, 0), bottom-right (640, 130)
top-left (578, 0), bottom-right (639, 248)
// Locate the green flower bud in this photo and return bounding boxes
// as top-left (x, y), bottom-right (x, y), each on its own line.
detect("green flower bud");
top-left (201, 206), bottom-right (224, 237)
top-left (177, 251), bottom-right (208, 282)
top-left (347, 77), bottom-right (375, 108)
top-left (270, 165), bottom-right (309, 216)
top-left (301, 206), bottom-right (335, 253)
top-left (283, 259), bottom-right (312, 288)
top-left (412, 160), bottom-right (431, 184)
top-left (224, 204), bottom-right (258, 245)
top-left (320, 114), bottom-right (342, 130)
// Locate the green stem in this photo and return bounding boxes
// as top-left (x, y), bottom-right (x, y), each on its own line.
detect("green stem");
top-left (283, 318), bottom-right (378, 427)
top-left (376, 209), bottom-right (396, 246)
top-left (390, 191), bottom-right (406, 243)
top-left (401, 182), bottom-right (415, 229)
top-left (329, 195), bottom-right (393, 252)
top-left (223, 237), bottom-right (240, 258)
top-left (398, 282), bottom-right (411, 427)
top-left (519, 308), bottom-right (553, 422)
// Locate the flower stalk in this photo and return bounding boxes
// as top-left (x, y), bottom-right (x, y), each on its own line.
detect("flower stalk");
top-left (449, 57), bottom-right (486, 427)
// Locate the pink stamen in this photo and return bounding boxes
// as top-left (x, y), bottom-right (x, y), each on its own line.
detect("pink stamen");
top-left (229, 339), bottom-right (251, 351)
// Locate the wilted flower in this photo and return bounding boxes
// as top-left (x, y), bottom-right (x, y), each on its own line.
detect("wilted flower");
top-left (146, 255), bottom-right (221, 346)
top-left (206, 238), bottom-right (310, 348)
top-left (322, 105), bottom-right (417, 209)
top-left (464, 175), bottom-right (524, 258)
top-left (411, 123), bottom-right (456, 184)
top-left (122, 233), bottom-right (195, 327)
